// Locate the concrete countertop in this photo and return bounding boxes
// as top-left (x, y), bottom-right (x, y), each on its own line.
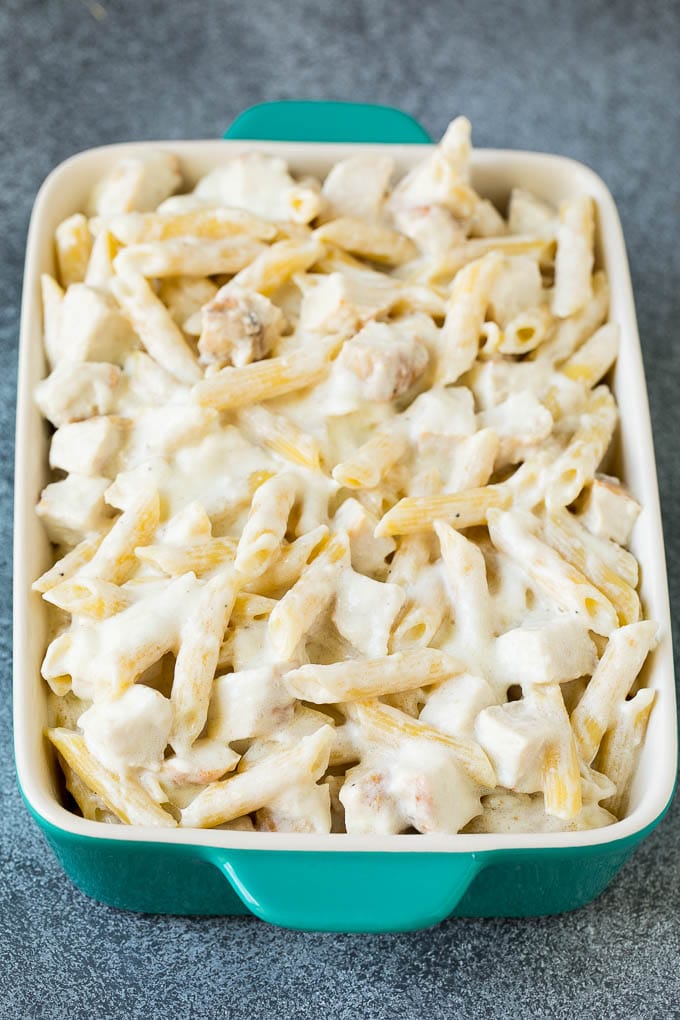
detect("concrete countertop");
top-left (2, 1), bottom-right (678, 1016)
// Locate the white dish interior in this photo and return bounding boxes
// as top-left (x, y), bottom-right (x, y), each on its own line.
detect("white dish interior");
top-left (14, 140), bottom-right (677, 852)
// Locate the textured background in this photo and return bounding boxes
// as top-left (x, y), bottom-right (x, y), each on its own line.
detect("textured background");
top-left (2, 1), bottom-right (679, 1017)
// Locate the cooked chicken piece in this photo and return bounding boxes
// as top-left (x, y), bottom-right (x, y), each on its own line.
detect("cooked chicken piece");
top-left (87, 150), bottom-right (182, 217)
top-left (198, 286), bottom-right (285, 368)
top-left (335, 320), bottom-right (429, 403)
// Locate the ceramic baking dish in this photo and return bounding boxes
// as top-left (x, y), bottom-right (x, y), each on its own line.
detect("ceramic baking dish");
top-left (14, 101), bottom-right (677, 933)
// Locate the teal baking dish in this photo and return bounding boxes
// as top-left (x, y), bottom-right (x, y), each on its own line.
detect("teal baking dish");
top-left (14, 101), bottom-right (677, 933)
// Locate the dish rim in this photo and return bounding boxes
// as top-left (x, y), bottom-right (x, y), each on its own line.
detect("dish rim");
top-left (14, 138), bottom-right (677, 855)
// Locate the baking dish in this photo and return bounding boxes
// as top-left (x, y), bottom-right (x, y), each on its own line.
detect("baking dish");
top-left (14, 101), bottom-right (676, 933)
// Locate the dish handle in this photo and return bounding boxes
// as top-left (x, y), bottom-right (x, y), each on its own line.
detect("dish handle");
top-left (206, 849), bottom-right (482, 932)
top-left (224, 100), bottom-right (432, 144)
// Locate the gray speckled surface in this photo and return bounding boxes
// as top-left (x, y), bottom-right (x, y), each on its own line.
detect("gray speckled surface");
top-left (2, 0), bottom-right (679, 1016)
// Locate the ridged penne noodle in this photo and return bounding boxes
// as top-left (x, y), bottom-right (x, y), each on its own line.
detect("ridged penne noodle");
top-left (170, 569), bottom-right (237, 750)
top-left (32, 528), bottom-right (111, 594)
top-left (157, 276), bottom-right (219, 331)
top-left (436, 252), bottom-right (503, 385)
top-left (224, 238), bottom-right (325, 296)
top-left (41, 572), bottom-right (201, 699)
top-left (230, 592), bottom-right (278, 624)
top-left (572, 507), bottom-right (638, 586)
top-left (284, 648), bottom-right (461, 703)
top-left (332, 427), bottom-right (408, 489)
top-left (40, 274), bottom-right (65, 369)
top-left (135, 536), bottom-right (237, 577)
top-left (546, 386), bottom-right (617, 509)
top-left (552, 195), bottom-right (594, 317)
top-left (61, 759), bottom-right (116, 823)
top-left (390, 590), bottom-right (447, 651)
top-left (43, 578), bottom-right (131, 619)
top-left (238, 405), bottom-right (321, 470)
top-left (597, 687), bottom-right (655, 817)
top-left (235, 472), bottom-right (298, 578)
top-left (345, 700), bottom-right (496, 787)
top-left (446, 428), bottom-right (499, 494)
top-left (541, 508), bottom-right (640, 625)
top-left (106, 206), bottom-right (277, 244)
top-left (376, 484), bottom-right (510, 537)
top-left (498, 305), bottom-right (553, 355)
top-left (435, 522), bottom-right (491, 652)
top-left (85, 228), bottom-right (118, 290)
top-left (534, 271), bottom-right (609, 366)
top-left (110, 272), bottom-right (201, 384)
top-left (387, 533), bottom-right (433, 584)
top-left (246, 525), bottom-right (329, 597)
top-left (114, 236), bottom-right (266, 278)
top-left (180, 726), bottom-right (334, 828)
top-left (487, 508), bottom-right (618, 636)
top-left (192, 349), bottom-right (328, 410)
top-left (55, 213), bottom-right (92, 287)
top-left (406, 236), bottom-right (551, 286)
top-left (315, 216), bottom-right (417, 266)
top-left (530, 685), bottom-right (582, 820)
top-left (47, 728), bottom-right (176, 827)
top-left (80, 487), bottom-right (160, 585)
top-left (267, 533), bottom-right (348, 659)
top-left (571, 621), bottom-right (658, 764)
top-left (560, 321), bottom-right (619, 387)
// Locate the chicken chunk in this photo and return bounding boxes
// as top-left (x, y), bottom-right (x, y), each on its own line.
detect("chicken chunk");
top-left (79, 685), bottom-right (173, 773)
top-left (198, 286), bottom-right (285, 368)
top-left (87, 150), bottom-right (182, 217)
top-left (35, 361), bottom-right (122, 427)
top-left (49, 416), bottom-right (127, 477)
top-left (332, 320), bottom-right (429, 407)
top-left (579, 474), bottom-right (641, 546)
top-left (57, 284), bottom-right (137, 365)
top-left (36, 474), bottom-right (112, 545)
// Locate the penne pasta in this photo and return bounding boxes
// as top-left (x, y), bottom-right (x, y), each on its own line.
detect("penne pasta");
top-left (106, 206), bottom-right (277, 244)
top-left (487, 508), bottom-right (619, 636)
top-left (235, 472), bottom-right (298, 579)
top-left (332, 427), bottom-right (408, 490)
top-left (43, 578), bottom-right (131, 619)
top-left (238, 404), bottom-right (321, 471)
top-left (80, 487), bottom-right (160, 585)
top-left (170, 569), bottom-right (237, 750)
top-left (110, 272), bottom-right (201, 384)
top-left (192, 349), bottom-right (328, 410)
top-left (345, 700), bottom-right (496, 788)
top-left (315, 216), bottom-right (417, 266)
top-left (180, 726), bottom-right (334, 828)
top-left (47, 728), bottom-right (176, 827)
top-left (284, 648), bottom-right (462, 703)
top-left (40, 274), bottom-right (65, 369)
top-left (135, 537), bottom-right (237, 577)
top-left (55, 213), bottom-right (92, 287)
top-left (541, 508), bottom-right (640, 625)
top-left (552, 195), bottom-right (595, 318)
top-left (114, 236), bottom-right (266, 278)
top-left (376, 485), bottom-right (510, 537)
top-left (546, 386), bottom-right (617, 509)
top-left (597, 688), bottom-right (655, 818)
top-left (267, 532), bottom-right (348, 660)
top-left (571, 621), bottom-right (658, 764)
top-left (436, 252), bottom-right (503, 385)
